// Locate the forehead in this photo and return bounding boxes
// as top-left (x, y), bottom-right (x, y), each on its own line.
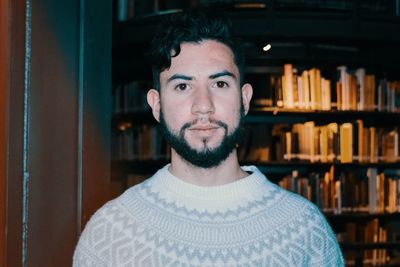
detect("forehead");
top-left (161, 40), bottom-right (239, 78)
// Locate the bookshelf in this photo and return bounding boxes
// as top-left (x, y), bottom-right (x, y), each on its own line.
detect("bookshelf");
top-left (114, 109), bottom-right (400, 126)
top-left (111, 1), bottom-right (400, 266)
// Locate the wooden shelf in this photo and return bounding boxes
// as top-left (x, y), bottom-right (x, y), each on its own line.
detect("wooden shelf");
top-left (247, 108), bottom-right (400, 126)
top-left (114, 9), bottom-right (400, 44)
top-left (111, 159), bottom-right (400, 175)
top-left (326, 212), bottom-right (400, 222)
top-left (252, 161), bottom-right (400, 174)
top-left (340, 242), bottom-right (400, 250)
top-left (112, 109), bottom-right (400, 128)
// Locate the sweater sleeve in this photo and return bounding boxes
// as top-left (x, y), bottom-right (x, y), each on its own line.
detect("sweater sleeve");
top-left (307, 204), bottom-right (345, 267)
top-left (73, 242), bottom-right (107, 267)
top-left (72, 203), bottom-right (113, 267)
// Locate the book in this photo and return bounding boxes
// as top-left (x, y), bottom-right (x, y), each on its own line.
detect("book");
top-left (355, 68), bottom-right (366, 110)
top-left (383, 130), bottom-right (399, 162)
top-left (293, 68), bottom-right (299, 108)
top-left (337, 66), bottom-right (349, 110)
top-left (283, 64), bottom-right (295, 109)
top-left (348, 73), bottom-right (357, 110)
top-left (327, 123), bottom-right (339, 162)
top-left (301, 70), bottom-right (311, 110)
top-left (369, 127), bottom-right (378, 163)
top-left (356, 120), bottom-right (364, 162)
top-left (319, 126), bottom-right (328, 162)
top-left (365, 74), bottom-right (376, 111)
top-left (321, 78), bottom-right (331, 111)
top-left (309, 68), bottom-right (318, 110)
top-left (367, 168), bottom-right (378, 213)
top-left (340, 123), bottom-right (353, 163)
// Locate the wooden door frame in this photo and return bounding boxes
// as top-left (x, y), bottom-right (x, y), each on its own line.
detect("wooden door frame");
top-left (0, 0), bottom-right (10, 264)
top-left (0, 0), bottom-right (26, 265)
top-left (0, 0), bottom-right (111, 266)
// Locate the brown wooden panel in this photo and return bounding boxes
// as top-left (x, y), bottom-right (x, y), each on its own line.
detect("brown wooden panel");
top-left (2, 0), bottom-right (26, 266)
top-left (0, 0), bottom-right (10, 264)
top-left (0, 0), bottom-right (111, 265)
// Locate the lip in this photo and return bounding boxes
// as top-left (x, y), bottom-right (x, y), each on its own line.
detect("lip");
top-left (188, 125), bottom-right (220, 131)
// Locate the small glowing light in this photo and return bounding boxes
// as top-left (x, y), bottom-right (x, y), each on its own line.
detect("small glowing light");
top-left (118, 122), bottom-right (132, 131)
top-left (263, 44), bottom-right (272, 52)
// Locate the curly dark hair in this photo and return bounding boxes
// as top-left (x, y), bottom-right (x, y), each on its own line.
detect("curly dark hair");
top-left (148, 9), bottom-right (245, 91)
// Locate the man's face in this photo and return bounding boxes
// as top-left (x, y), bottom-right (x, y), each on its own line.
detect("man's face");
top-left (148, 40), bottom-right (252, 168)
top-left (158, 105), bottom-right (245, 168)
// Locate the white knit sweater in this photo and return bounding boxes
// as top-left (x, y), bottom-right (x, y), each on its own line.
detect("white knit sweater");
top-left (73, 165), bottom-right (344, 266)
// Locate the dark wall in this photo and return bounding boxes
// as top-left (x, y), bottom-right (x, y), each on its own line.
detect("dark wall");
top-left (28, 1), bottom-right (80, 265)
top-left (27, 0), bottom-right (111, 265)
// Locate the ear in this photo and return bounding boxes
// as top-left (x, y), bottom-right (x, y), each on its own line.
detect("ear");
top-left (147, 89), bottom-right (161, 122)
top-left (241, 83), bottom-right (253, 115)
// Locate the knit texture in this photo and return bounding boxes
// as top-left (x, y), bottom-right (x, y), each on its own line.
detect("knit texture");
top-left (73, 165), bottom-right (344, 266)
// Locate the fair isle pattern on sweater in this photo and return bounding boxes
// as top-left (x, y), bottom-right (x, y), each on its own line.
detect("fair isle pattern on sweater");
top-left (73, 165), bottom-right (344, 267)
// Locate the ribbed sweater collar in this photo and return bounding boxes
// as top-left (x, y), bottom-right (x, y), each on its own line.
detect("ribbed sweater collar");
top-left (147, 164), bottom-right (271, 201)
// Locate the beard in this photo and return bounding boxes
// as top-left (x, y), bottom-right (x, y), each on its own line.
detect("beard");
top-left (159, 106), bottom-right (245, 169)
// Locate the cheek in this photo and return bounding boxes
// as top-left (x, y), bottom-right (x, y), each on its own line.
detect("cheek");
top-left (218, 97), bottom-right (242, 121)
top-left (160, 101), bottom-right (189, 129)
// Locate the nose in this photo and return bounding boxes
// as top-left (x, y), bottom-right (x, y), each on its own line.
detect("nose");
top-left (191, 87), bottom-right (215, 115)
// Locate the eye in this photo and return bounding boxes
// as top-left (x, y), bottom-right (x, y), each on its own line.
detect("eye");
top-left (175, 83), bottom-right (189, 91)
top-left (215, 81), bottom-right (229, 88)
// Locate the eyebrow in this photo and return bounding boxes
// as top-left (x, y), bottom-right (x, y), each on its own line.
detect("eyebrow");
top-left (167, 74), bottom-right (193, 84)
top-left (166, 70), bottom-right (237, 84)
top-left (209, 71), bottom-right (236, 80)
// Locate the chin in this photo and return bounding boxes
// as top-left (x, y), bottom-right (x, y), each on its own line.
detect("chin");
top-left (189, 140), bottom-right (224, 152)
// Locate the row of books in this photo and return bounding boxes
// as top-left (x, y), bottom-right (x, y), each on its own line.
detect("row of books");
top-left (112, 125), bottom-right (170, 161)
top-left (338, 219), bottom-right (394, 266)
top-left (239, 122), bottom-right (399, 163)
top-left (113, 130), bottom-right (400, 214)
top-left (278, 167), bottom-right (400, 214)
top-left (113, 81), bottom-right (151, 114)
top-left (337, 66), bottom-right (399, 112)
top-left (112, 66), bottom-right (400, 114)
top-left (252, 64), bottom-right (400, 112)
top-left (112, 123), bottom-right (400, 213)
top-left (114, 120), bottom-right (399, 164)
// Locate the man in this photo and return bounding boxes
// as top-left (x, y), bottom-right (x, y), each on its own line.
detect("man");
top-left (73, 9), bottom-right (344, 266)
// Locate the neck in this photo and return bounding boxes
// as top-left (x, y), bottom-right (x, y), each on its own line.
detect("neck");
top-left (168, 149), bottom-right (249, 187)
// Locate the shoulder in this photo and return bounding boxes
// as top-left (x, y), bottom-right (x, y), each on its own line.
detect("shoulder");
top-left (247, 172), bottom-right (345, 266)
top-left (73, 198), bottom-right (121, 266)
top-left (73, 182), bottom-right (147, 264)
top-left (80, 180), bottom-right (148, 234)
top-left (271, 186), bottom-right (335, 240)
top-left (271, 188), bottom-right (345, 265)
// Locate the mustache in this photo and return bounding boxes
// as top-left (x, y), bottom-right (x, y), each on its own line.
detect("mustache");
top-left (180, 119), bottom-right (228, 135)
